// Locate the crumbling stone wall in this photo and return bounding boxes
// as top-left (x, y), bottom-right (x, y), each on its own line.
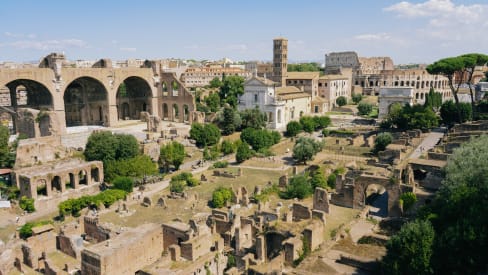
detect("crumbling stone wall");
top-left (83, 216), bottom-right (111, 243)
top-left (81, 223), bottom-right (163, 275)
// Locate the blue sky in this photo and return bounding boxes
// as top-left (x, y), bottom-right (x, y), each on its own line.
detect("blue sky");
top-left (0, 0), bottom-right (486, 64)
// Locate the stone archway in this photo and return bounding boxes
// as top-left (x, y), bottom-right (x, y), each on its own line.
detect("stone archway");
top-left (1, 79), bottom-right (54, 134)
top-left (51, 176), bottom-right (62, 193)
top-left (162, 103), bottom-right (169, 120)
top-left (79, 170), bottom-right (88, 185)
top-left (352, 175), bottom-right (401, 216)
top-left (64, 77), bottom-right (108, 127)
top-left (116, 76), bottom-right (152, 120)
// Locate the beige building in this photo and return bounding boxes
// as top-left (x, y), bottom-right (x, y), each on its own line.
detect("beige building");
top-left (318, 74), bottom-right (350, 110)
top-left (180, 66), bottom-right (252, 88)
top-left (324, 51), bottom-right (451, 99)
top-left (239, 76), bottom-right (311, 129)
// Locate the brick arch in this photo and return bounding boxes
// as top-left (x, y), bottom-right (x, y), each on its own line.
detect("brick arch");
top-left (352, 175), bottom-right (401, 216)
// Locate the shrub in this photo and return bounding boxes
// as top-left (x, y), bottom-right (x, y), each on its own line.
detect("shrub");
top-left (58, 189), bottom-right (126, 217)
top-left (236, 142), bottom-right (253, 163)
top-left (292, 137), bottom-right (324, 164)
top-left (399, 192), bottom-right (417, 212)
top-left (112, 176), bottom-right (134, 193)
top-left (170, 180), bottom-right (185, 193)
top-left (19, 196), bottom-right (35, 212)
top-left (311, 170), bottom-right (328, 189)
top-left (19, 220), bottom-right (52, 239)
top-left (352, 93), bottom-right (363, 104)
top-left (374, 132), bottom-right (393, 154)
top-left (105, 155), bottom-right (158, 182)
top-left (211, 187), bottom-right (234, 208)
top-left (190, 123), bottom-right (221, 147)
top-left (313, 116), bottom-right (331, 129)
top-left (286, 121), bottom-right (302, 137)
top-left (358, 102), bottom-right (373, 115)
top-left (213, 161), bottom-right (229, 168)
top-left (282, 175), bottom-right (313, 199)
top-left (159, 141), bottom-right (185, 172)
top-left (203, 146), bottom-right (220, 161)
top-left (240, 127), bottom-right (280, 151)
top-left (299, 116), bottom-right (316, 133)
top-left (220, 140), bottom-right (235, 155)
top-left (336, 96), bottom-right (347, 107)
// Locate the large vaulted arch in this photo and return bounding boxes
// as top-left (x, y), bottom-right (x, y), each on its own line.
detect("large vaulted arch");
top-left (116, 76), bottom-right (152, 120)
top-left (0, 79), bottom-right (54, 133)
top-left (64, 77), bottom-right (108, 127)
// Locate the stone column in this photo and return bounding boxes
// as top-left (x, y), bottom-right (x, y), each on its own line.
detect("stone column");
top-left (255, 235), bottom-right (266, 263)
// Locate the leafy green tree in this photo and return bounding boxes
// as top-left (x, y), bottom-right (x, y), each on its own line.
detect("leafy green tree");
top-left (286, 121), bottom-right (302, 137)
top-left (310, 170), bottom-right (327, 190)
top-left (115, 134), bottom-right (139, 160)
top-left (440, 100), bottom-right (472, 125)
top-left (383, 104), bottom-right (438, 131)
top-left (189, 123), bottom-right (221, 147)
top-left (112, 176), bottom-right (134, 193)
top-left (211, 187), bottom-right (234, 208)
top-left (236, 142), bottom-right (253, 163)
top-left (292, 137), bottom-right (323, 164)
top-left (84, 131), bottom-right (119, 164)
top-left (220, 140), bottom-right (235, 155)
top-left (426, 135), bottom-right (488, 274)
top-left (282, 175), bottom-right (313, 199)
top-left (312, 116), bottom-right (331, 129)
top-left (459, 54), bottom-right (488, 112)
top-left (219, 75), bottom-right (244, 108)
top-left (357, 102), bottom-right (373, 115)
top-left (240, 128), bottom-right (279, 151)
top-left (382, 220), bottom-right (434, 275)
top-left (287, 62), bottom-right (321, 72)
top-left (209, 77), bottom-right (223, 88)
top-left (203, 145), bottom-right (220, 161)
top-left (374, 132), bottom-right (393, 154)
top-left (336, 96), bottom-right (347, 107)
top-left (239, 108), bottom-right (267, 129)
top-left (352, 93), bottom-right (363, 104)
top-left (104, 155), bottom-right (158, 182)
top-left (204, 93), bottom-right (221, 113)
top-left (220, 106), bottom-right (239, 135)
top-left (159, 141), bottom-right (185, 172)
top-left (299, 116), bottom-right (316, 133)
top-left (426, 54), bottom-right (488, 122)
top-left (424, 87), bottom-right (443, 110)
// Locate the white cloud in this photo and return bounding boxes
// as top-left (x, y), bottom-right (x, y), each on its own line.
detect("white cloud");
top-left (119, 47), bottom-right (137, 52)
top-left (354, 33), bottom-right (391, 41)
top-left (7, 39), bottom-right (88, 50)
top-left (4, 32), bottom-right (36, 39)
top-left (384, 0), bottom-right (488, 27)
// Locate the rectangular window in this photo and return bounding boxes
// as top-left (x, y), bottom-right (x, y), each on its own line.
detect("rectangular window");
top-left (254, 94), bottom-right (258, 103)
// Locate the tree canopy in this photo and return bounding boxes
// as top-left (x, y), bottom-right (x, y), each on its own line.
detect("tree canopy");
top-left (159, 141), bottom-right (186, 172)
top-left (189, 123), bottom-right (221, 147)
top-left (219, 75), bottom-right (245, 108)
top-left (292, 137), bottom-right (323, 164)
top-left (382, 135), bottom-right (488, 274)
top-left (373, 132), bottom-right (393, 154)
top-left (336, 96), bottom-right (347, 107)
top-left (84, 132), bottom-right (139, 165)
top-left (239, 108), bottom-right (267, 129)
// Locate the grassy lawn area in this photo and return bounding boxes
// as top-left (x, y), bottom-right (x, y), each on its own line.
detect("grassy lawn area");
top-left (100, 167), bottom-right (286, 228)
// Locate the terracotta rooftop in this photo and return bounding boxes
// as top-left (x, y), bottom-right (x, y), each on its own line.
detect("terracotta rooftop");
top-left (286, 72), bottom-right (320, 79)
top-left (276, 86), bottom-right (311, 100)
